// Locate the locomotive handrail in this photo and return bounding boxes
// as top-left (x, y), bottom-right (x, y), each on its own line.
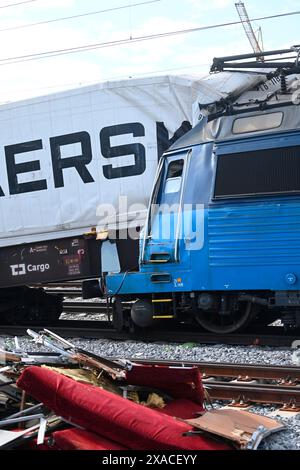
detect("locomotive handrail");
top-left (207, 99), bottom-right (296, 122)
top-left (174, 149), bottom-right (192, 262)
top-left (140, 156), bottom-right (165, 263)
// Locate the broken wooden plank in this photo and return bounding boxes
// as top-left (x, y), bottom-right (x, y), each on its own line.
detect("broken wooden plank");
top-left (179, 409), bottom-right (285, 450)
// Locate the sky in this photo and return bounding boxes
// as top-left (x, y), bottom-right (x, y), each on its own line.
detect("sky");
top-left (0, 0), bottom-right (299, 102)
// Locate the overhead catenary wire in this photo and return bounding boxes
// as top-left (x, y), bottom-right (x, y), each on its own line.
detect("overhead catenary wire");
top-left (0, 0), bottom-right (161, 33)
top-left (0, 9), bottom-right (299, 66)
top-left (0, 0), bottom-right (39, 8)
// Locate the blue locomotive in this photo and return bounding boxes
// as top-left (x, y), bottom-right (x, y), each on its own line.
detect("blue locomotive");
top-left (103, 48), bottom-right (300, 333)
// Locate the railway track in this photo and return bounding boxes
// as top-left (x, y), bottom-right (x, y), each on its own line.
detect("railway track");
top-left (2, 286), bottom-right (300, 409)
top-left (2, 339), bottom-right (300, 409)
top-left (32, 282), bottom-right (84, 297)
top-left (42, 286), bottom-right (300, 347)
top-left (130, 359), bottom-right (300, 382)
top-left (49, 289), bottom-right (83, 297)
top-left (124, 359), bottom-right (300, 410)
top-left (3, 283), bottom-right (300, 346)
top-left (202, 381), bottom-right (300, 409)
top-left (62, 300), bottom-right (107, 314)
top-left (40, 282), bottom-right (82, 289)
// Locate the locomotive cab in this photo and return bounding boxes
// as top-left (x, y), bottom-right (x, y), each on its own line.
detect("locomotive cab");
top-left (105, 47), bottom-right (300, 334)
top-left (105, 109), bottom-right (300, 333)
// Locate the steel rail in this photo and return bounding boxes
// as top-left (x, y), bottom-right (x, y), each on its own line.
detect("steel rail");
top-left (62, 301), bottom-right (107, 313)
top-left (123, 358), bottom-right (300, 407)
top-left (201, 381), bottom-right (300, 408)
top-left (47, 289), bottom-right (83, 297)
top-left (128, 359), bottom-right (300, 382)
top-left (40, 281), bottom-right (82, 288)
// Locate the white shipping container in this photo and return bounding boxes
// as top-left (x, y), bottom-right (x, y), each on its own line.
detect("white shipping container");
top-left (0, 72), bottom-right (264, 248)
top-left (0, 75), bottom-right (197, 248)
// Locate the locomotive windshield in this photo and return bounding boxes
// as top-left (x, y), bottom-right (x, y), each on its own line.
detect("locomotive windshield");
top-left (232, 112), bottom-right (283, 134)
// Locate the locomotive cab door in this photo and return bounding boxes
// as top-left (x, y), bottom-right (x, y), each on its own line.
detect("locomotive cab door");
top-left (141, 150), bottom-right (192, 265)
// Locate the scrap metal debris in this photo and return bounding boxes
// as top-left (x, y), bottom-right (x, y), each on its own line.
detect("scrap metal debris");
top-left (0, 328), bottom-right (287, 450)
top-left (0, 369), bottom-right (21, 402)
top-left (0, 425), bottom-right (42, 448)
top-left (0, 401), bottom-right (63, 449)
top-left (27, 328), bottom-right (130, 379)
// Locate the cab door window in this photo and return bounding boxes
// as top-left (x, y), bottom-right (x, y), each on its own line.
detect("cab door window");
top-left (164, 159), bottom-right (184, 194)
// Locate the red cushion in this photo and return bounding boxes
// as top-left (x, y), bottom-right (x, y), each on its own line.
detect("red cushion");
top-left (160, 399), bottom-right (202, 420)
top-left (17, 366), bottom-right (230, 450)
top-left (127, 364), bottom-right (204, 405)
top-left (53, 428), bottom-right (128, 450)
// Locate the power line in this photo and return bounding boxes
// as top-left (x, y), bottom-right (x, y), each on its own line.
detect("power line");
top-left (1, 8), bottom-right (300, 66)
top-left (0, 0), bottom-right (161, 33)
top-left (0, 0), bottom-right (38, 9)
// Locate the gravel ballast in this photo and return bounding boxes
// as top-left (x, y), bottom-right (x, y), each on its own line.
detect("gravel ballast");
top-left (3, 335), bottom-right (295, 365)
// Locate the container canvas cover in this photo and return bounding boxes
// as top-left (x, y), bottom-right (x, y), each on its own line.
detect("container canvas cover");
top-left (192, 71), bottom-right (265, 112)
top-left (0, 72), bottom-right (265, 247)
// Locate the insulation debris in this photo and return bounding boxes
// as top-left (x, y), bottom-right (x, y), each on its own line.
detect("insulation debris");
top-left (42, 366), bottom-right (123, 396)
top-left (142, 392), bottom-right (166, 409)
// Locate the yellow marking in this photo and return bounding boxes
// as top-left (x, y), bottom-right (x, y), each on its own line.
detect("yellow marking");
top-left (153, 315), bottom-right (174, 319)
top-left (152, 299), bottom-right (173, 303)
top-left (148, 260), bottom-right (169, 263)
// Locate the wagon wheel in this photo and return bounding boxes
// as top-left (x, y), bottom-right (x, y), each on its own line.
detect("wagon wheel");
top-left (195, 301), bottom-right (255, 334)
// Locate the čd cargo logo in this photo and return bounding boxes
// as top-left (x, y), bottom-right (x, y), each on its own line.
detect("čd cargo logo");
top-left (10, 263), bottom-right (50, 276)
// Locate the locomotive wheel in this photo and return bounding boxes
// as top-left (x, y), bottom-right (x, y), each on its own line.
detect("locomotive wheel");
top-left (195, 301), bottom-right (254, 334)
